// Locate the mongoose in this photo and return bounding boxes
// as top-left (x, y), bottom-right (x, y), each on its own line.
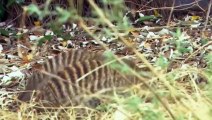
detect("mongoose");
top-left (17, 49), bottom-right (140, 108)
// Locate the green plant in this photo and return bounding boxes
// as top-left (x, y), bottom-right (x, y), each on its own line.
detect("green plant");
top-left (170, 28), bottom-right (193, 57)
top-left (155, 55), bottom-right (169, 69)
top-left (204, 52), bottom-right (212, 83)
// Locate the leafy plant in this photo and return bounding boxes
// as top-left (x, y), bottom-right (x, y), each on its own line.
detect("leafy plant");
top-left (136, 15), bottom-right (158, 24)
top-left (155, 55), bottom-right (169, 69)
top-left (37, 35), bottom-right (53, 46)
top-left (205, 52), bottom-right (212, 70)
top-left (26, 3), bottom-right (50, 20)
top-left (55, 7), bottom-right (71, 23)
top-left (204, 52), bottom-right (212, 83)
top-left (103, 51), bottom-right (132, 74)
top-left (170, 28), bottom-right (193, 57)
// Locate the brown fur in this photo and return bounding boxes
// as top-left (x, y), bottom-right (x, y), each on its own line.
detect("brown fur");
top-left (17, 49), bottom-right (140, 108)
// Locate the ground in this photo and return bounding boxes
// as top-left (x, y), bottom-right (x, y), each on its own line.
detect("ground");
top-left (0, 5), bottom-right (212, 120)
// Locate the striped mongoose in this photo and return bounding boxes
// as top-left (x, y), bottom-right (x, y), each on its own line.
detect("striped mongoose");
top-left (17, 49), bottom-right (141, 108)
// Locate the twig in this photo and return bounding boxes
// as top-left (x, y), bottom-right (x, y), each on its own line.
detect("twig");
top-left (183, 41), bottom-right (212, 63)
top-left (203, 0), bottom-right (212, 31)
top-left (167, 0), bottom-right (175, 26)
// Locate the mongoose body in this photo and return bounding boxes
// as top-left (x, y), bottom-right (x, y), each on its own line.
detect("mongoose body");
top-left (18, 49), bottom-right (139, 107)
